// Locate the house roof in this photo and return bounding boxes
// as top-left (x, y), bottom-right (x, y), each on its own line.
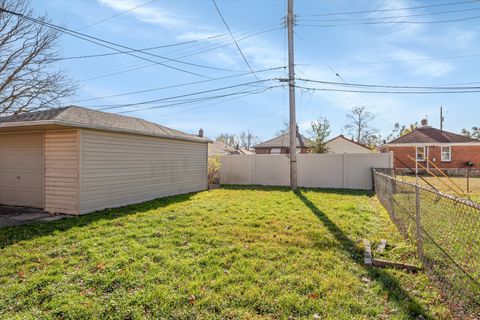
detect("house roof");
top-left (208, 141), bottom-right (239, 155)
top-left (385, 126), bottom-right (478, 145)
top-left (325, 134), bottom-right (371, 150)
top-left (0, 106), bottom-right (208, 143)
top-left (254, 133), bottom-right (311, 149)
top-left (208, 141), bottom-right (255, 155)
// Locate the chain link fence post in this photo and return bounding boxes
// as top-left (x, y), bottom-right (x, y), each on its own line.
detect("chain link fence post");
top-left (415, 184), bottom-right (424, 263)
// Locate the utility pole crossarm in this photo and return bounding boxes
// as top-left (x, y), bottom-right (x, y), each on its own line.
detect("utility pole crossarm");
top-left (287, 0), bottom-right (297, 189)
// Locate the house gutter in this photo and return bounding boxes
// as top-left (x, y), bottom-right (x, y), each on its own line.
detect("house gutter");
top-left (0, 120), bottom-right (212, 144)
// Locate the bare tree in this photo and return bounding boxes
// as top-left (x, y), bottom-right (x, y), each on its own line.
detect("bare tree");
top-left (308, 117), bottom-right (330, 153)
top-left (238, 130), bottom-right (259, 149)
top-left (461, 127), bottom-right (480, 140)
top-left (276, 121), bottom-right (289, 136)
top-left (0, 0), bottom-right (75, 116)
top-left (344, 106), bottom-right (377, 144)
top-left (216, 133), bottom-right (238, 148)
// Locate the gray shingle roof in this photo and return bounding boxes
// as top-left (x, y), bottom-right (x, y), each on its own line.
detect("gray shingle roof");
top-left (0, 106), bottom-right (207, 143)
top-left (254, 133), bottom-right (311, 149)
top-left (387, 127), bottom-right (478, 144)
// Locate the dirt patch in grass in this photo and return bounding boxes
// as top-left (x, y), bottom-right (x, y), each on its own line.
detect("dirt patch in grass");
top-left (0, 187), bottom-right (454, 319)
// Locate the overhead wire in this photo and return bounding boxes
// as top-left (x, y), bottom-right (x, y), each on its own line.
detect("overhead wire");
top-left (297, 15), bottom-right (480, 28)
top-left (76, 0), bottom-right (158, 30)
top-left (118, 85), bottom-right (283, 114)
top-left (297, 5), bottom-right (480, 22)
top-left (0, 7), bottom-right (245, 77)
top-left (91, 79), bottom-right (275, 110)
top-left (296, 78), bottom-right (480, 90)
top-left (302, 0), bottom-right (480, 17)
top-left (212, 0), bottom-right (260, 81)
top-left (77, 25), bottom-right (282, 82)
top-left (295, 85), bottom-right (480, 94)
top-left (73, 66), bottom-right (286, 103)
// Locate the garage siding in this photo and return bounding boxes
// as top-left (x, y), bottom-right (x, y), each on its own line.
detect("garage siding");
top-left (79, 129), bottom-right (207, 214)
top-left (0, 132), bottom-right (44, 208)
top-left (44, 130), bottom-right (80, 215)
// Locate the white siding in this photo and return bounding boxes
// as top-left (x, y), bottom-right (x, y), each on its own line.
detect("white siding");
top-left (79, 129), bottom-right (207, 214)
top-left (0, 132), bottom-right (44, 208)
top-left (44, 130), bottom-right (80, 215)
top-left (326, 137), bottom-right (372, 154)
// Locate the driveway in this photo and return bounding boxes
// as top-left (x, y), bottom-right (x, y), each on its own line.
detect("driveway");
top-left (0, 206), bottom-right (70, 228)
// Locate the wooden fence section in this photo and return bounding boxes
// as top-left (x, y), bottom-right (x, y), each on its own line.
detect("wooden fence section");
top-left (220, 153), bottom-right (393, 190)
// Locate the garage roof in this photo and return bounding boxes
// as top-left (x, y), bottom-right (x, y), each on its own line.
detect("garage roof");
top-left (0, 106), bottom-right (208, 143)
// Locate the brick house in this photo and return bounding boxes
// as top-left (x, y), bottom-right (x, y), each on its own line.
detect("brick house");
top-left (378, 119), bottom-right (480, 174)
top-left (254, 127), bottom-right (311, 154)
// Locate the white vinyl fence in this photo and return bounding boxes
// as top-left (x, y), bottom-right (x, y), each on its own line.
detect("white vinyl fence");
top-left (220, 153), bottom-right (393, 190)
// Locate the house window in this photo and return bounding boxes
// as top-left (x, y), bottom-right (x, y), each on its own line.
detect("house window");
top-left (270, 148), bottom-right (281, 154)
top-left (441, 146), bottom-right (451, 162)
top-left (416, 146), bottom-right (425, 161)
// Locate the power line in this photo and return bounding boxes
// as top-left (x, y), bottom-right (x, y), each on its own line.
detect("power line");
top-left (298, 6), bottom-right (480, 22)
top-left (0, 8), bottom-right (210, 78)
top-left (93, 79), bottom-right (275, 110)
top-left (296, 78), bottom-right (480, 90)
top-left (212, 0), bottom-right (260, 81)
top-left (77, 0), bottom-right (158, 30)
top-left (77, 26), bottom-right (282, 82)
top-left (53, 35), bottom-right (224, 61)
top-left (295, 84), bottom-right (480, 94)
top-left (298, 15), bottom-right (480, 27)
top-left (73, 66), bottom-right (286, 102)
top-left (331, 52), bottom-right (480, 67)
top-left (155, 88), bottom-right (275, 117)
top-left (303, 0), bottom-right (480, 17)
top-left (0, 8), bottom-right (246, 77)
top-left (118, 86), bottom-right (282, 114)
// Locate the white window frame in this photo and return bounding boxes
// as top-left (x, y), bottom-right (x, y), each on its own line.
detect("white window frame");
top-left (270, 148), bottom-right (281, 154)
top-left (441, 146), bottom-right (451, 162)
top-left (416, 146), bottom-right (426, 161)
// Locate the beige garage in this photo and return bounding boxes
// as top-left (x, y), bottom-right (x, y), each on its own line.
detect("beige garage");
top-left (0, 106), bottom-right (208, 215)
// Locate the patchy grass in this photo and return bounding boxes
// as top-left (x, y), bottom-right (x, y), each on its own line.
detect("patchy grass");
top-left (0, 187), bottom-right (453, 319)
top-left (400, 175), bottom-right (480, 203)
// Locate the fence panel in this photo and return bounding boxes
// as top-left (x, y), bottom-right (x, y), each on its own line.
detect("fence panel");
top-left (219, 153), bottom-right (393, 189)
top-left (374, 170), bottom-right (480, 316)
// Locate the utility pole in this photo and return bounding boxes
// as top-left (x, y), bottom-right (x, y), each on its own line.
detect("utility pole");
top-left (440, 106), bottom-right (444, 131)
top-left (287, 0), bottom-right (297, 189)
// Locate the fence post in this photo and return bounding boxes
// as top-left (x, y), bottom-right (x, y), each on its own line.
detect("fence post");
top-left (415, 185), bottom-right (424, 262)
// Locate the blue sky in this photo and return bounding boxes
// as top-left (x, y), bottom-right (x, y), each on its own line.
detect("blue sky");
top-left (32, 0), bottom-right (480, 141)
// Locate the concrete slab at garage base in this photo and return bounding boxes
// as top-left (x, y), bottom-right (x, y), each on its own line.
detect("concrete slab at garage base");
top-left (0, 206), bottom-right (71, 228)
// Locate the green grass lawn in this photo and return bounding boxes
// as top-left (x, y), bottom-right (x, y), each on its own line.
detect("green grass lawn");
top-left (400, 175), bottom-right (480, 203)
top-left (0, 187), bottom-right (453, 319)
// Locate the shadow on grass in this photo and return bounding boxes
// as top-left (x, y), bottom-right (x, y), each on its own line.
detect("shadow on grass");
top-left (0, 192), bottom-right (195, 249)
top-left (294, 189), bottom-right (432, 320)
top-left (222, 184), bottom-right (375, 197)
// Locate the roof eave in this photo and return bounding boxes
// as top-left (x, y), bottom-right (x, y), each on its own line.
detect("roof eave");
top-left (0, 120), bottom-right (210, 143)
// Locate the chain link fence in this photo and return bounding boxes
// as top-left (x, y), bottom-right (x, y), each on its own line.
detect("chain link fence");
top-left (373, 169), bottom-right (480, 317)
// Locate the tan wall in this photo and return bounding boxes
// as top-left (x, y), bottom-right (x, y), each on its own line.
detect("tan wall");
top-left (326, 138), bottom-right (371, 154)
top-left (44, 130), bottom-right (80, 215)
top-left (79, 129), bottom-right (207, 214)
top-left (220, 153), bottom-right (393, 190)
top-left (0, 132), bottom-right (44, 208)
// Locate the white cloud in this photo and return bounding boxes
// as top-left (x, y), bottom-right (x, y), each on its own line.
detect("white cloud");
top-left (97, 0), bottom-right (187, 29)
top-left (388, 48), bottom-right (453, 77)
top-left (176, 31), bottom-right (224, 41)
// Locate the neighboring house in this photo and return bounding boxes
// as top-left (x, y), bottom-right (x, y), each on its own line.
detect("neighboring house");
top-left (0, 106), bottom-right (209, 215)
top-left (254, 128), bottom-right (311, 154)
top-left (378, 119), bottom-right (480, 173)
top-left (208, 140), bottom-right (253, 156)
top-left (325, 135), bottom-right (372, 154)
